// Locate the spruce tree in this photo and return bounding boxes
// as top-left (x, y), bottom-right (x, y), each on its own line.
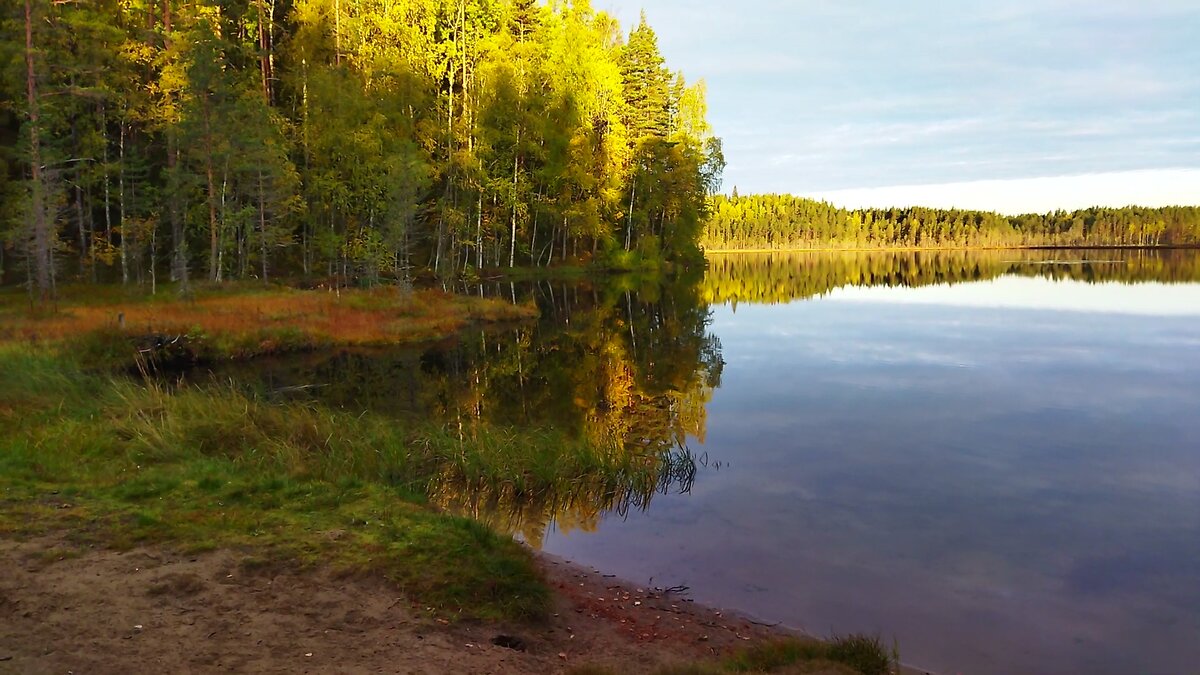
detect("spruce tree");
top-left (618, 13), bottom-right (670, 142)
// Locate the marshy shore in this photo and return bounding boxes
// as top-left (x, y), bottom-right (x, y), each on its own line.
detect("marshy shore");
top-left (0, 285), bottom-right (901, 675)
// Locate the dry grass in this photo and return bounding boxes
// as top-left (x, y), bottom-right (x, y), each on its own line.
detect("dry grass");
top-left (0, 287), bottom-right (536, 355)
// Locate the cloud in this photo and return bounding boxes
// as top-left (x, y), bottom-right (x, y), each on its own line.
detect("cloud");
top-left (599, 0), bottom-right (1200, 204)
top-left (802, 169), bottom-right (1200, 215)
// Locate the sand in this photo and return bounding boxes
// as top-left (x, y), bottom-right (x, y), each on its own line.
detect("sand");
top-left (0, 536), bottom-right (840, 674)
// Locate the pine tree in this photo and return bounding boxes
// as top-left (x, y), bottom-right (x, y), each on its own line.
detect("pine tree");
top-left (618, 13), bottom-right (670, 142)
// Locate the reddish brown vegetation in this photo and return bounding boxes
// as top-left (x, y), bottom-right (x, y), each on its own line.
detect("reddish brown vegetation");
top-left (0, 288), bottom-right (536, 350)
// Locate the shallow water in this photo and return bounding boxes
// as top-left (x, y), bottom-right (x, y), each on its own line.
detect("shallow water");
top-left (193, 249), bottom-right (1200, 674)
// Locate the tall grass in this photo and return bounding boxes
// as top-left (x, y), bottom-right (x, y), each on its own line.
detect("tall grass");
top-left (0, 341), bottom-right (686, 622)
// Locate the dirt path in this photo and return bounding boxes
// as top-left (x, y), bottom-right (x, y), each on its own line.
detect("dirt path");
top-left (0, 537), bottom-right (812, 674)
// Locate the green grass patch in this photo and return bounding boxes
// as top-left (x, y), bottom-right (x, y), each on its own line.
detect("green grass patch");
top-left (0, 340), bottom-right (681, 622)
top-left (726, 635), bottom-right (898, 675)
top-left (568, 635), bottom-right (897, 675)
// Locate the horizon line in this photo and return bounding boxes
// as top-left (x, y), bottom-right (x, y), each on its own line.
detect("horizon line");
top-left (727, 168), bottom-right (1200, 216)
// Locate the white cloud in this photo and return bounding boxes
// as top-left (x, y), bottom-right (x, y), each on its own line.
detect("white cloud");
top-left (803, 169), bottom-right (1200, 215)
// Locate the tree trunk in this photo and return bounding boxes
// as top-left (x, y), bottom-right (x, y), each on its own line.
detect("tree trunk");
top-left (219, 163), bottom-right (229, 281)
top-left (24, 0), bottom-right (51, 303)
top-left (256, 0), bottom-right (270, 101)
top-left (509, 138), bottom-right (518, 268)
top-left (75, 177), bottom-right (86, 273)
top-left (333, 0), bottom-right (340, 66)
top-left (625, 170), bottom-right (636, 251)
top-left (101, 104), bottom-right (113, 278)
top-left (259, 170), bottom-right (269, 283)
top-left (164, 0), bottom-right (188, 292)
top-left (168, 147), bottom-right (187, 288)
top-left (529, 206), bottom-right (537, 267)
top-left (300, 59), bottom-right (310, 277)
top-left (204, 106), bottom-right (220, 282)
top-left (266, 0), bottom-right (277, 104)
top-left (150, 212), bottom-right (158, 295)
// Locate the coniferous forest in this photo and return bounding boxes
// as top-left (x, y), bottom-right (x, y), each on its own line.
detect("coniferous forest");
top-left (704, 194), bottom-right (1200, 251)
top-left (0, 0), bottom-right (725, 299)
top-left (4, 0), bottom-right (1197, 301)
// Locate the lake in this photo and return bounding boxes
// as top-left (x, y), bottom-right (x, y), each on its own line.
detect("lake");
top-left (190, 249), bottom-right (1200, 675)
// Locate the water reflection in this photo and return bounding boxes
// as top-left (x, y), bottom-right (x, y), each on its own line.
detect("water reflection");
top-left (192, 274), bottom-right (722, 545)
top-left (429, 449), bottom-right (699, 549)
top-left (180, 249), bottom-right (1200, 674)
top-left (827, 276), bottom-right (1200, 316)
top-left (703, 248), bottom-right (1200, 305)
top-left (541, 248), bottom-right (1200, 675)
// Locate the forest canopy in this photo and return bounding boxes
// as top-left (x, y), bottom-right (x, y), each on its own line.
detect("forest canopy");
top-left (0, 0), bottom-right (724, 298)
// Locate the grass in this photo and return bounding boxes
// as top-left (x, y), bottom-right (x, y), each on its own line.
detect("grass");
top-left (0, 288), bottom-right (661, 622)
top-left (0, 283), bottom-right (899, 668)
top-left (725, 635), bottom-right (898, 675)
top-left (0, 283), bottom-right (536, 365)
top-left (568, 634), bottom-right (899, 675)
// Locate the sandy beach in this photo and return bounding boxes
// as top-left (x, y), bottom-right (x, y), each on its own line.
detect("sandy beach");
top-left (0, 536), bottom-right (904, 674)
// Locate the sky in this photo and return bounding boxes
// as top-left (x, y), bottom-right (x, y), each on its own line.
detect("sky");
top-left (597, 0), bottom-right (1200, 213)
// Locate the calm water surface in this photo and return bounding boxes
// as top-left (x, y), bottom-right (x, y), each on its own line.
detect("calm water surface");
top-left (197, 250), bottom-right (1200, 675)
top-left (549, 271), bottom-right (1200, 674)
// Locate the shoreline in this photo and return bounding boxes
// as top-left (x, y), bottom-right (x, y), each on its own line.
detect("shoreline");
top-left (537, 550), bottom-right (930, 675)
top-left (0, 535), bottom-right (921, 674)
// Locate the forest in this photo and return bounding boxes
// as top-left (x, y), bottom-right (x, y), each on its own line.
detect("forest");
top-left (703, 194), bottom-right (1200, 251)
top-left (0, 0), bottom-right (724, 300)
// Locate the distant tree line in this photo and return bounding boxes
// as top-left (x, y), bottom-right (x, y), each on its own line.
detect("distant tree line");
top-left (703, 195), bottom-right (1200, 251)
top-left (0, 0), bottom-right (724, 300)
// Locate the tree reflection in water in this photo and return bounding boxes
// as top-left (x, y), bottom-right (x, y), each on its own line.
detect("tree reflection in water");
top-left (190, 272), bottom-right (722, 545)
top-left (180, 249), bottom-right (1200, 543)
